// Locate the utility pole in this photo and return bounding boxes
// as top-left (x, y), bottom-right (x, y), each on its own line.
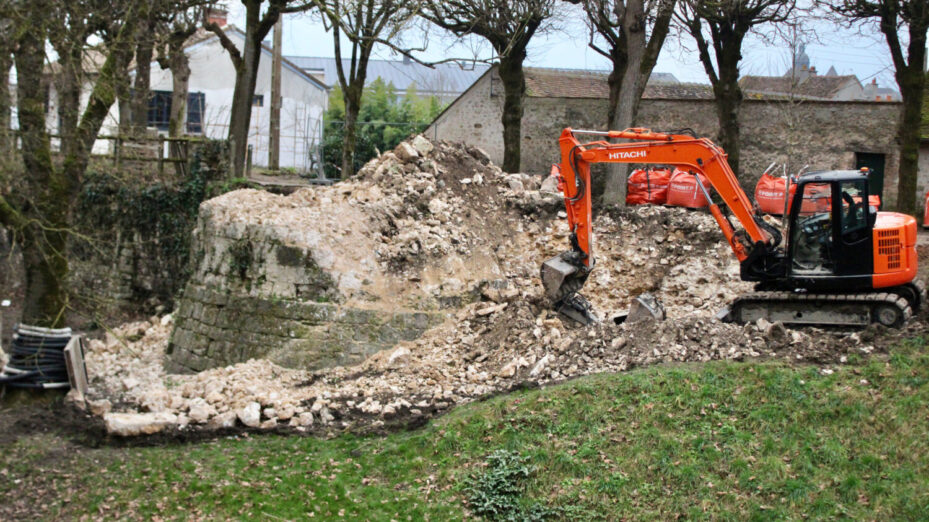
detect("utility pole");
top-left (269, 17), bottom-right (283, 170)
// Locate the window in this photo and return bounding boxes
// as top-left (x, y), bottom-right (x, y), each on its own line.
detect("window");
top-left (252, 94), bottom-right (264, 107)
top-left (840, 180), bottom-right (868, 242)
top-left (147, 90), bottom-right (173, 131)
top-left (187, 92), bottom-right (205, 134)
top-left (145, 90), bottom-right (206, 134)
top-left (792, 182), bottom-right (834, 275)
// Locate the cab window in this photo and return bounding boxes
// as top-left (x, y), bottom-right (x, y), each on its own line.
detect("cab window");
top-left (792, 182), bottom-right (833, 274)
top-left (839, 180), bottom-right (868, 241)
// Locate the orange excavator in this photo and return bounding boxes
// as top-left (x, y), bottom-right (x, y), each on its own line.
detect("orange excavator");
top-left (542, 127), bottom-right (923, 327)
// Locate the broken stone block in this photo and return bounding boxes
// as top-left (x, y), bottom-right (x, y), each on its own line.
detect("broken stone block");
top-left (208, 411), bottom-right (237, 429)
top-left (104, 412), bottom-right (177, 437)
top-left (411, 135), bottom-right (434, 156)
top-left (87, 398), bottom-right (113, 416)
top-left (237, 401), bottom-right (261, 428)
top-left (188, 398), bottom-right (215, 423)
top-left (394, 142), bottom-right (419, 162)
top-left (387, 346), bottom-right (411, 368)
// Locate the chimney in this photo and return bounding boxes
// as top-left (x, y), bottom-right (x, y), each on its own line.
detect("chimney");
top-left (207, 7), bottom-right (228, 27)
top-left (872, 78), bottom-right (877, 85)
top-left (809, 66), bottom-right (817, 75)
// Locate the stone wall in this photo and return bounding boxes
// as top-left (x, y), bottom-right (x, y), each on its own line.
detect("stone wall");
top-left (427, 69), bottom-right (904, 206)
top-left (167, 286), bottom-right (442, 372)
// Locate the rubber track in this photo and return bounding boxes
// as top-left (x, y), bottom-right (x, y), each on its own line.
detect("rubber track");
top-left (729, 291), bottom-right (913, 327)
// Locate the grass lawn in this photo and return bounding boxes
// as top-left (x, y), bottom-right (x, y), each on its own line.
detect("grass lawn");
top-left (3, 336), bottom-right (928, 520)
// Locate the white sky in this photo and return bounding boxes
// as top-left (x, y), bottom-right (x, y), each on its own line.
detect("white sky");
top-left (227, 2), bottom-right (900, 91)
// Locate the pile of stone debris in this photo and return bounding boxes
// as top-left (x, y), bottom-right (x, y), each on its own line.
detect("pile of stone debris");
top-left (70, 135), bottom-right (914, 436)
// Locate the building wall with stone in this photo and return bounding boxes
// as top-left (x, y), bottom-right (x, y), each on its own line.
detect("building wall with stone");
top-left (427, 69), bottom-right (906, 207)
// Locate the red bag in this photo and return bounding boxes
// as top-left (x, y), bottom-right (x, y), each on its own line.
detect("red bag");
top-left (666, 169), bottom-right (709, 208)
top-left (923, 190), bottom-right (929, 228)
top-left (626, 168), bottom-right (671, 205)
top-left (754, 173), bottom-right (796, 215)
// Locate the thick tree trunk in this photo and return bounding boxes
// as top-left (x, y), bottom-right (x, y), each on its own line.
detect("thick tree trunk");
top-left (14, 11), bottom-right (68, 327)
top-left (602, 0), bottom-right (647, 205)
top-left (498, 53), bottom-right (526, 173)
top-left (713, 51), bottom-right (743, 178)
top-left (895, 66), bottom-right (924, 216)
top-left (0, 53), bottom-right (11, 154)
top-left (228, 23), bottom-right (263, 178)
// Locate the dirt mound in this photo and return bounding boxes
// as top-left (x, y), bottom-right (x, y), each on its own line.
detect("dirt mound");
top-left (69, 135), bottom-right (921, 437)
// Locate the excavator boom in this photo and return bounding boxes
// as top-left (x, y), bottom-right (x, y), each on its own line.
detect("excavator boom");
top-left (542, 127), bottom-right (921, 328)
top-left (543, 128), bottom-right (777, 322)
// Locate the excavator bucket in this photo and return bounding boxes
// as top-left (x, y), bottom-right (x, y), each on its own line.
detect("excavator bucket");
top-left (541, 254), bottom-right (580, 301)
top-left (541, 253), bottom-right (598, 325)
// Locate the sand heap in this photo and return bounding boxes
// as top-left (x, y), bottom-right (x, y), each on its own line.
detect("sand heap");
top-left (73, 135), bottom-right (906, 437)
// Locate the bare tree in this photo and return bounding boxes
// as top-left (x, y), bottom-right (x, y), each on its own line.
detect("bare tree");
top-left (676, 0), bottom-right (795, 177)
top-left (423, 0), bottom-right (556, 173)
top-left (205, 0), bottom-right (313, 178)
top-left (829, 0), bottom-right (929, 216)
top-left (0, 0), bottom-right (143, 327)
top-left (315, 0), bottom-right (422, 179)
top-left (568, 0), bottom-right (676, 204)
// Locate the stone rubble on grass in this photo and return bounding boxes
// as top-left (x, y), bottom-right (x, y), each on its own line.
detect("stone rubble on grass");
top-left (75, 134), bottom-right (914, 436)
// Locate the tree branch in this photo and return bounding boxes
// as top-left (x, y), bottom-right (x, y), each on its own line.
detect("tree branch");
top-left (205, 20), bottom-right (242, 69)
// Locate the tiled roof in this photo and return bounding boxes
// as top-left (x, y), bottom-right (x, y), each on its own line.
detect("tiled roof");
top-left (523, 67), bottom-right (711, 99)
top-left (739, 74), bottom-right (859, 100)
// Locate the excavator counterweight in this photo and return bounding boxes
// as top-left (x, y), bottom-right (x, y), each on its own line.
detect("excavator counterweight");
top-left (544, 127), bottom-right (922, 328)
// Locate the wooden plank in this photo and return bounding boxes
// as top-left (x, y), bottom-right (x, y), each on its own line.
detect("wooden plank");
top-left (64, 335), bottom-right (89, 400)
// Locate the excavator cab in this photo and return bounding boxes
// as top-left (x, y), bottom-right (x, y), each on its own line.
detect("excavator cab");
top-left (784, 171), bottom-right (891, 290)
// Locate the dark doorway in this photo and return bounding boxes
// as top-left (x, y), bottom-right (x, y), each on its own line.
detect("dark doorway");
top-left (855, 152), bottom-right (885, 202)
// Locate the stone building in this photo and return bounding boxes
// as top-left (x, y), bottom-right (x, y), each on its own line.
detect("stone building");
top-left (426, 66), bottom-right (908, 208)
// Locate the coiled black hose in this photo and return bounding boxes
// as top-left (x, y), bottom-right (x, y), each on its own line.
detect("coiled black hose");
top-left (0, 325), bottom-right (72, 389)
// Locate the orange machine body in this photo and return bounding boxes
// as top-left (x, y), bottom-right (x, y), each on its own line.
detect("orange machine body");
top-left (551, 127), bottom-right (917, 294)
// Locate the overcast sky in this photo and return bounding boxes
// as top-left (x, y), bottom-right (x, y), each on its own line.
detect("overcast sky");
top-left (227, 3), bottom-right (899, 91)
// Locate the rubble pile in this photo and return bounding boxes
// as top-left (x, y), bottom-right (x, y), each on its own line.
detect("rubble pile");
top-left (72, 135), bottom-right (911, 436)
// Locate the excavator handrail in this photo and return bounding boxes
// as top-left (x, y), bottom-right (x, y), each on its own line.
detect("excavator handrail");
top-left (554, 127), bottom-right (772, 267)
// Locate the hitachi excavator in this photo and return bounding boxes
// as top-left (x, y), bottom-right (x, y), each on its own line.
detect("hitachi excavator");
top-left (542, 127), bottom-right (923, 328)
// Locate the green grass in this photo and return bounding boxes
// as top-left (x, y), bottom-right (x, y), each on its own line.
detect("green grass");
top-left (4, 336), bottom-right (929, 520)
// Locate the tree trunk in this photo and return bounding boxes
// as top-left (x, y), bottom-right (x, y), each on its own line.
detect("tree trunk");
top-left (56, 48), bottom-right (83, 159)
top-left (0, 53), bottom-right (11, 154)
top-left (895, 66), bottom-right (925, 216)
top-left (227, 5), bottom-right (267, 178)
top-left (168, 42), bottom-right (191, 139)
top-left (498, 53), bottom-right (526, 173)
top-left (130, 36), bottom-right (155, 135)
top-left (14, 11), bottom-right (68, 327)
top-left (713, 50), bottom-right (743, 177)
top-left (602, 0), bottom-right (648, 205)
top-left (341, 85), bottom-right (362, 179)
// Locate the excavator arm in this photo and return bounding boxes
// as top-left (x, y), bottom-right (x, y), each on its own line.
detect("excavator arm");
top-left (542, 127), bottom-right (778, 323)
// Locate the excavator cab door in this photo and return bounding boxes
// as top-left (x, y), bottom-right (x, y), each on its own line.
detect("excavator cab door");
top-left (789, 181), bottom-right (835, 276)
top-left (833, 179), bottom-right (873, 276)
top-left (787, 176), bottom-right (874, 282)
